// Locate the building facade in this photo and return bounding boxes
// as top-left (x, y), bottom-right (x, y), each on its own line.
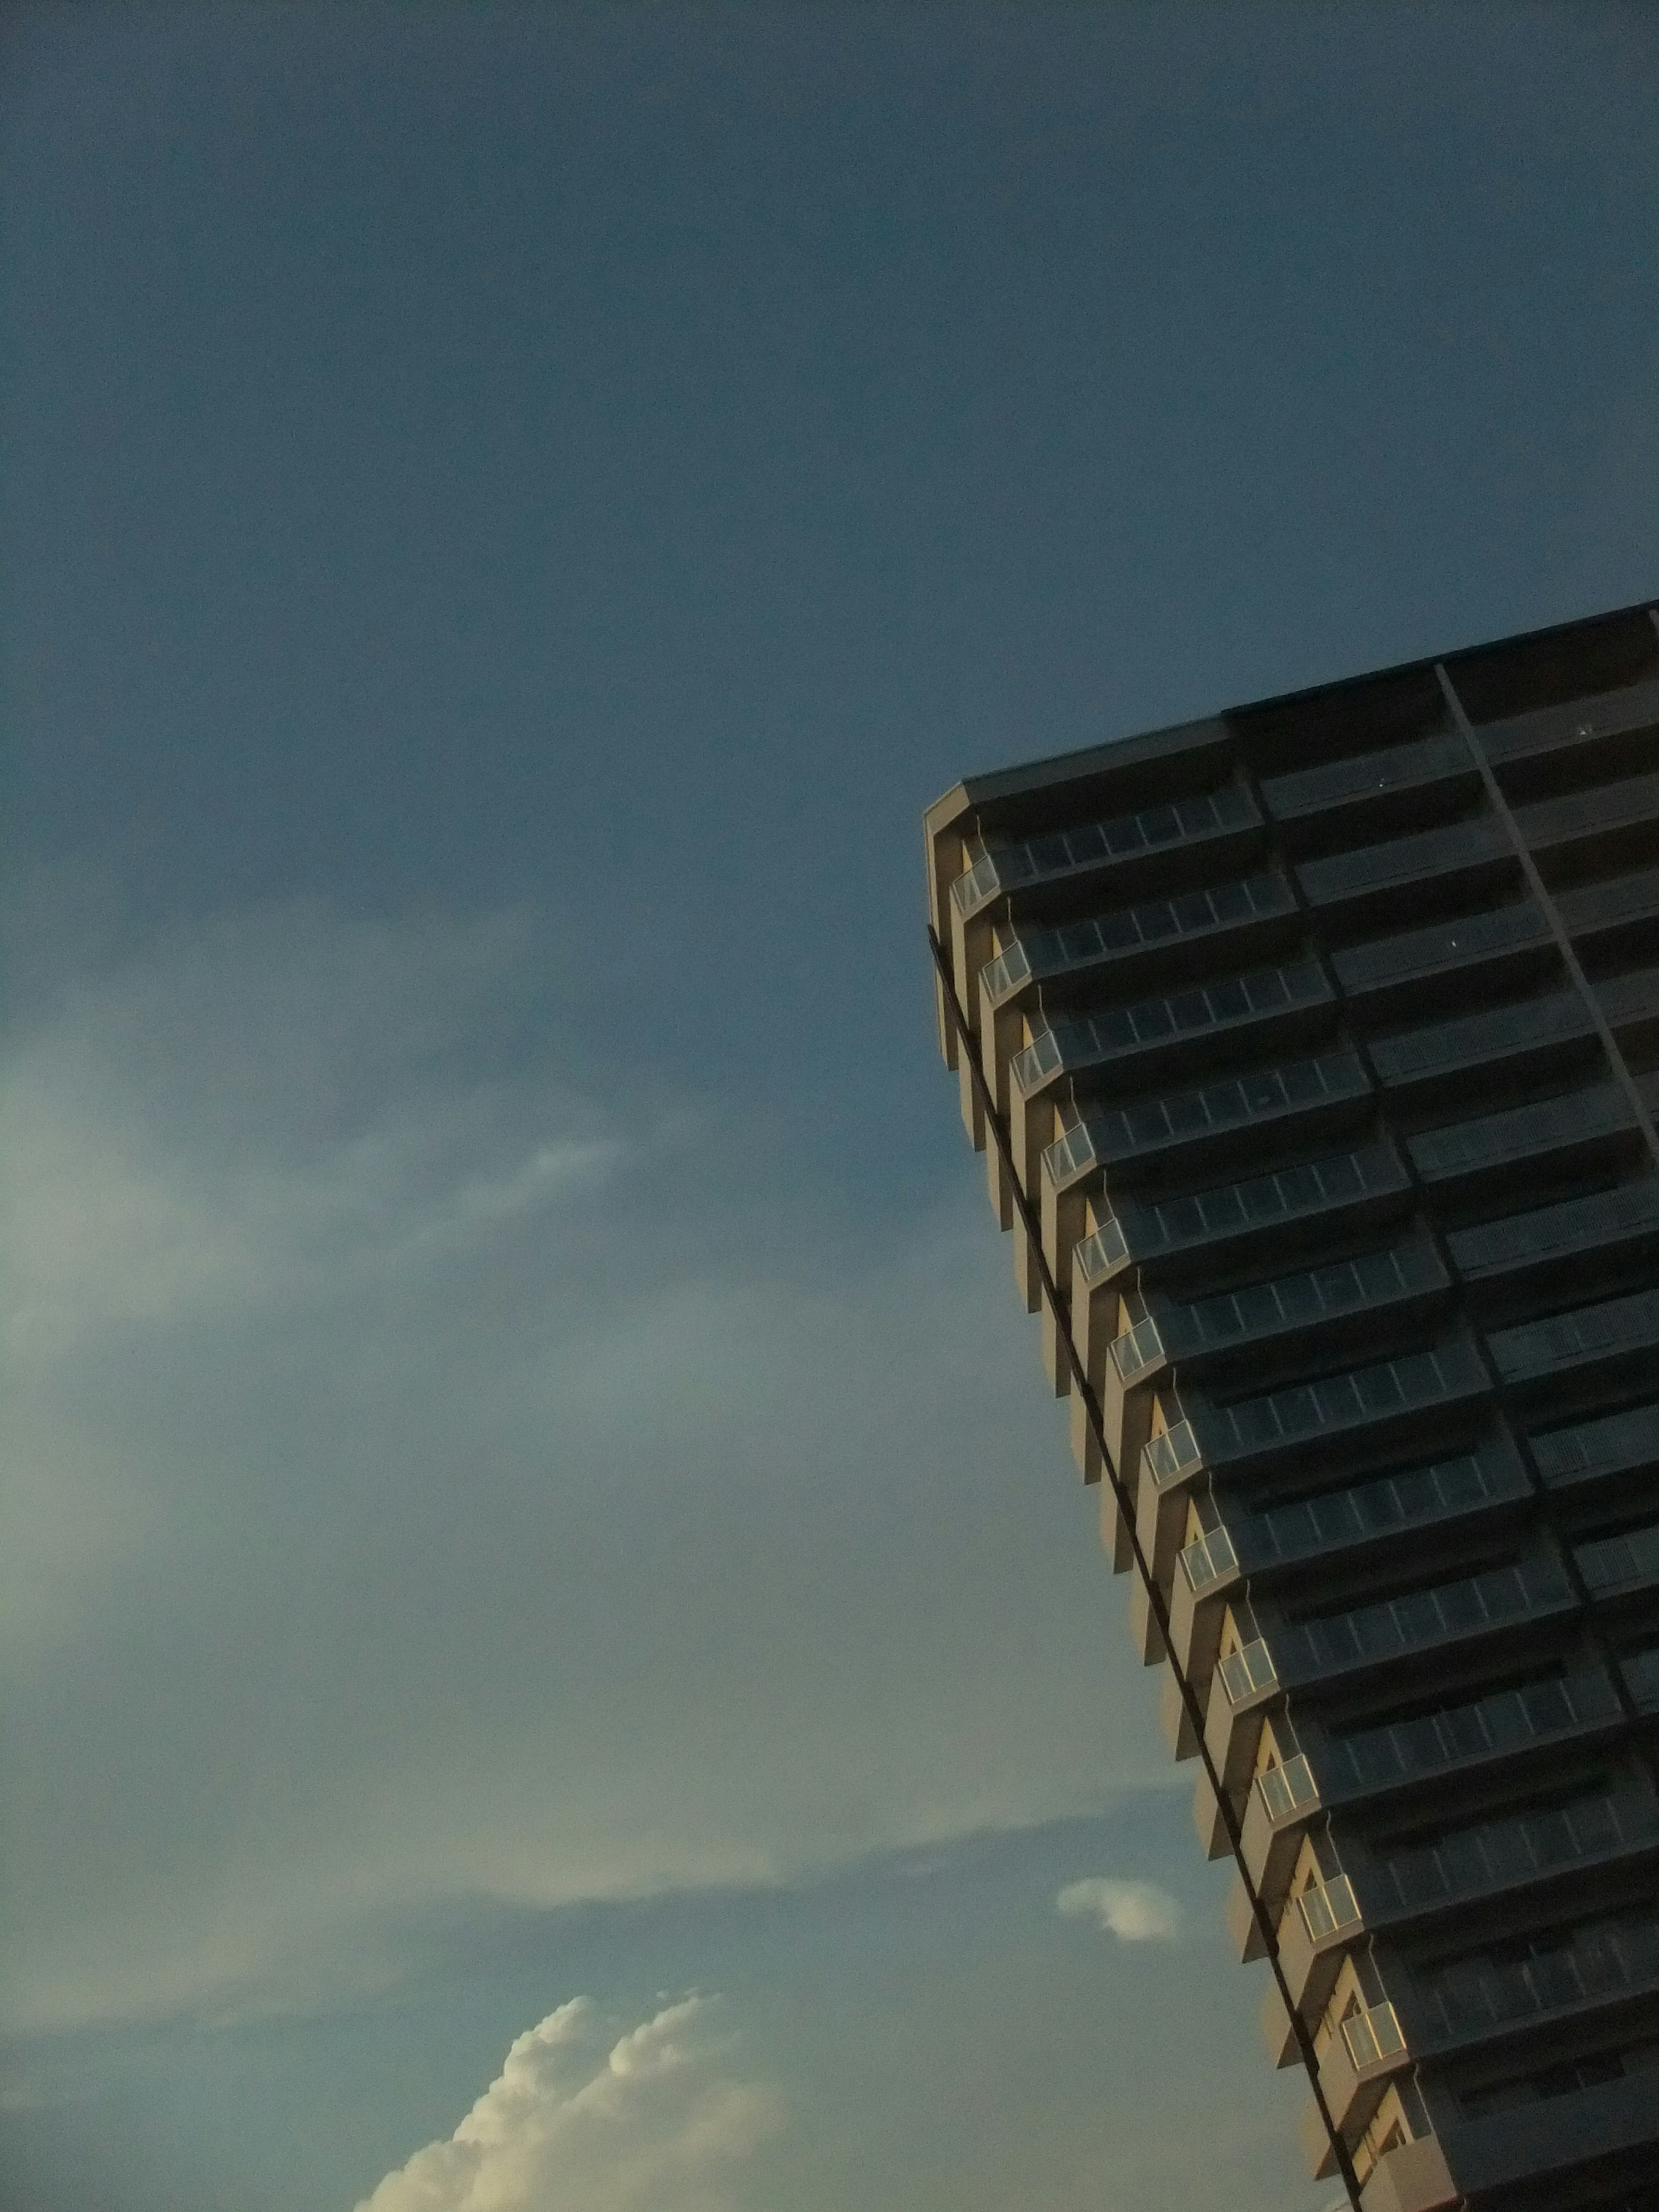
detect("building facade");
top-left (923, 602), bottom-right (1659, 2212)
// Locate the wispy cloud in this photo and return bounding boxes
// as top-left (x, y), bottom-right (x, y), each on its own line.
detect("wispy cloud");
top-left (1055, 1877), bottom-right (1182, 1942)
top-left (356, 1996), bottom-right (781, 2212)
top-left (1, 892), bottom-right (1161, 2035)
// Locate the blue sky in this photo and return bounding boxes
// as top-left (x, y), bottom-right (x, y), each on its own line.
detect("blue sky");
top-left (4, 6), bottom-right (1659, 2209)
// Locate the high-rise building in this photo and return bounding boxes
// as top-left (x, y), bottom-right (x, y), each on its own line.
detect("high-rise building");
top-left (923, 602), bottom-right (1659, 2212)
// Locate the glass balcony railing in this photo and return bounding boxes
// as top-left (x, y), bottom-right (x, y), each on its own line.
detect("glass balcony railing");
top-left (1371, 990), bottom-right (1594, 1090)
top-left (1596, 966), bottom-right (1659, 1032)
top-left (1490, 1287), bottom-right (1659, 1385)
top-left (980, 871), bottom-right (1293, 1004)
top-left (1322, 1671), bottom-right (1621, 1798)
top-left (949, 784), bottom-right (1256, 918)
top-left (1299, 1874), bottom-right (1363, 1943)
top-left (1042, 1119), bottom-right (1100, 1185)
top-left (1532, 1402), bottom-right (1659, 1489)
top-left (1279, 1557), bottom-right (1571, 1679)
top-left (1179, 1523), bottom-right (1238, 1592)
top-left (1261, 731), bottom-right (1474, 823)
top-left (1147, 1238), bottom-right (1445, 1369)
top-left (1343, 2001), bottom-right (1408, 2070)
top-left (1558, 862), bottom-right (1659, 938)
top-left (1081, 1049), bottom-right (1371, 1169)
top-left (1218, 1637), bottom-right (1279, 1704)
top-left (1111, 1313), bottom-right (1167, 1382)
top-left (1575, 1519), bottom-right (1659, 1597)
top-left (1409, 1082), bottom-right (1634, 1183)
top-left (1011, 960), bottom-right (1330, 1095)
top-left (1141, 1420), bottom-right (1202, 1487)
top-left (1258, 1752), bottom-right (1320, 1821)
top-left (1298, 814), bottom-right (1509, 909)
top-left (1195, 1338), bottom-right (1489, 1466)
top-left (1333, 900), bottom-right (1551, 998)
top-left (1448, 1177), bottom-right (1659, 1281)
top-left (1424, 1910), bottom-right (1659, 2044)
top-left (1114, 1142), bottom-right (1407, 1268)
top-left (1377, 1790), bottom-right (1653, 1918)
top-left (1072, 1215), bottom-right (1130, 1284)
top-left (1242, 1442), bottom-right (1518, 1571)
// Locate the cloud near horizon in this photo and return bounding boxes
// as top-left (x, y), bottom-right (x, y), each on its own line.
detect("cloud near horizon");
top-left (1055, 1877), bottom-right (1183, 1942)
top-left (356, 1995), bottom-right (782, 2212)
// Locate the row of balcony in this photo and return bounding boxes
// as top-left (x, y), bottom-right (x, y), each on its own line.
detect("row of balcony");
top-left (1488, 1285), bottom-right (1659, 1388)
top-left (1446, 1176), bottom-right (1659, 1286)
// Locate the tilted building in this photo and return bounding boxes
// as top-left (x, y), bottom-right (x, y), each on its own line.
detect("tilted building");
top-left (923, 601), bottom-right (1659, 2212)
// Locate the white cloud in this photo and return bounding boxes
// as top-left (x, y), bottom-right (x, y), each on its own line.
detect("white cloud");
top-left (356, 1996), bottom-right (781, 2212)
top-left (1055, 1876), bottom-right (1182, 1942)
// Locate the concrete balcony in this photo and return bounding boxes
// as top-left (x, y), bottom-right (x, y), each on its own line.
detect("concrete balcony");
top-left (1358, 2132), bottom-right (1460, 2212)
top-left (1532, 1400), bottom-right (1659, 1493)
top-left (1232, 1752), bottom-right (1323, 1921)
top-left (1302, 2001), bottom-right (1412, 2176)
top-left (1405, 2065), bottom-right (1659, 2210)
top-left (1262, 1875), bottom-right (1367, 2063)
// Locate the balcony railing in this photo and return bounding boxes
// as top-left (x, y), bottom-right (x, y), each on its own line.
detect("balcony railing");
top-left (1261, 731), bottom-right (1474, 822)
top-left (1409, 1081), bottom-right (1634, 1183)
top-left (1371, 990), bottom-right (1594, 1090)
top-left (1333, 899), bottom-right (1550, 998)
top-left (1072, 1214), bottom-right (1130, 1284)
top-left (1179, 1524), bottom-right (1238, 1592)
top-left (1533, 1402), bottom-right (1659, 1489)
top-left (1141, 1420), bottom-right (1203, 1487)
top-left (1147, 1238), bottom-right (1445, 1370)
top-left (1423, 1910), bottom-right (1659, 2044)
top-left (1111, 1313), bottom-right (1167, 1382)
top-left (981, 871), bottom-right (1293, 1003)
top-left (1448, 1177), bottom-right (1659, 1281)
top-left (1278, 1557), bottom-right (1571, 1679)
top-left (1218, 1637), bottom-right (1279, 1704)
top-left (1490, 1287), bottom-right (1659, 1385)
top-left (1241, 1442), bottom-right (1519, 1572)
top-left (1322, 1671), bottom-right (1621, 1798)
top-left (1376, 1790), bottom-right (1655, 1918)
top-left (1558, 862), bottom-right (1659, 938)
top-left (1514, 768), bottom-right (1659, 853)
top-left (1042, 1118), bottom-right (1100, 1185)
top-left (1300, 1874), bottom-right (1363, 1943)
top-left (949, 783), bottom-right (1256, 918)
top-left (1108, 1142), bottom-right (1407, 1268)
top-left (1193, 1338), bottom-right (1489, 1466)
top-left (1011, 960), bottom-right (1330, 1095)
top-left (1079, 1049), bottom-right (1371, 1170)
top-left (1298, 814), bottom-right (1509, 908)
top-left (1575, 1519), bottom-right (1659, 1597)
top-left (1259, 1752), bottom-right (1320, 1821)
top-left (1343, 2001), bottom-right (1408, 2070)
